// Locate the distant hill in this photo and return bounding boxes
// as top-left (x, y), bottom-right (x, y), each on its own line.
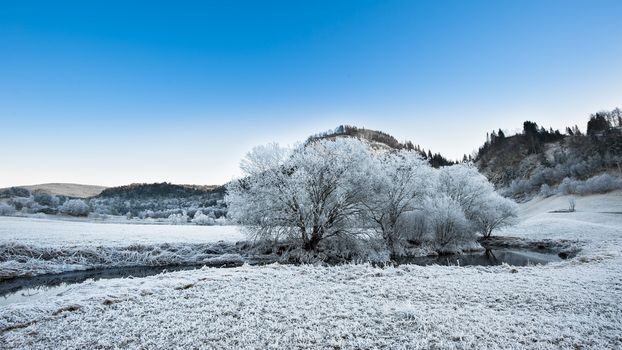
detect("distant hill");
top-left (89, 182), bottom-right (227, 218)
top-left (15, 183), bottom-right (107, 198)
top-left (97, 182), bottom-right (224, 199)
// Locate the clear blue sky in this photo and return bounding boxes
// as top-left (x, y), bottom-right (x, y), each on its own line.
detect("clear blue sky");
top-left (1, 0), bottom-right (621, 187)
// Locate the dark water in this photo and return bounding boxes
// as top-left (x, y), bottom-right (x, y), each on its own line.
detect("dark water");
top-left (0, 249), bottom-right (562, 306)
top-left (399, 248), bottom-right (562, 267)
top-left (0, 263), bottom-right (245, 306)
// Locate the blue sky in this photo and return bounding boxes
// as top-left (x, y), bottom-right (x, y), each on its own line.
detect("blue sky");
top-left (1, 0), bottom-right (621, 187)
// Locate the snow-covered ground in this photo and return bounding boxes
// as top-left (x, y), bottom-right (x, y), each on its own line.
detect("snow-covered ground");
top-left (0, 217), bottom-right (244, 279)
top-left (0, 216), bottom-right (242, 246)
top-left (1, 192), bottom-right (622, 348)
top-left (499, 190), bottom-right (622, 257)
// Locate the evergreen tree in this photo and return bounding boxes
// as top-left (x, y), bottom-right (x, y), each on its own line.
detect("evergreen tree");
top-left (587, 114), bottom-right (610, 135)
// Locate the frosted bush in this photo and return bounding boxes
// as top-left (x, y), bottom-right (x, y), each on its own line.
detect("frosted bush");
top-left (139, 210), bottom-right (155, 219)
top-left (214, 217), bottom-right (228, 225)
top-left (558, 177), bottom-right (577, 194)
top-left (582, 173), bottom-right (622, 194)
top-left (502, 148), bottom-right (621, 198)
top-left (539, 183), bottom-right (553, 197)
top-left (168, 211), bottom-right (189, 225)
top-left (0, 203), bottom-right (16, 216)
top-left (59, 199), bottom-right (90, 217)
top-left (507, 178), bottom-right (535, 197)
top-left (192, 211), bottom-right (215, 225)
top-left (33, 193), bottom-right (59, 207)
top-left (558, 174), bottom-right (622, 195)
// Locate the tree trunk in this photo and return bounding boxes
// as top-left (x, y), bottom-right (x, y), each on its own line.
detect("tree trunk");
top-left (304, 226), bottom-right (322, 251)
top-left (304, 234), bottom-right (321, 251)
top-left (383, 227), bottom-right (398, 260)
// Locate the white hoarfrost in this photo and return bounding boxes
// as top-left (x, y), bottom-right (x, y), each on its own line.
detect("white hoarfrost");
top-left (1, 192), bottom-right (621, 348)
top-left (226, 139), bottom-right (517, 256)
top-left (0, 217), bottom-right (244, 279)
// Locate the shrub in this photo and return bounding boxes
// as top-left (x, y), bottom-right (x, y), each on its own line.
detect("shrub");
top-left (192, 211), bottom-right (215, 225)
top-left (559, 174), bottom-right (622, 195)
top-left (168, 211), bottom-right (189, 224)
top-left (582, 173), bottom-right (622, 194)
top-left (0, 203), bottom-right (16, 216)
top-left (59, 199), bottom-right (90, 216)
top-left (34, 192), bottom-right (59, 207)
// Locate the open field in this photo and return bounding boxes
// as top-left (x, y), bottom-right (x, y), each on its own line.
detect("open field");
top-left (1, 192), bottom-right (621, 349)
top-left (0, 217), bottom-right (243, 279)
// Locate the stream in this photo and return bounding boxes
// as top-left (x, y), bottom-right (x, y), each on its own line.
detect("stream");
top-left (0, 248), bottom-right (563, 306)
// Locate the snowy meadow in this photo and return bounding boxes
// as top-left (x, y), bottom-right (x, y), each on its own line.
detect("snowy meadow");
top-left (0, 217), bottom-right (244, 280)
top-left (1, 192), bottom-right (621, 349)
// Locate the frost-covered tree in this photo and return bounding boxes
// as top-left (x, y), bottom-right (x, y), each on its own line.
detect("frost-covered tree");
top-left (34, 192), bottom-right (59, 207)
top-left (471, 194), bottom-right (518, 238)
top-left (225, 143), bottom-right (292, 243)
top-left (228, 138), bottom-right (518, 258)
top-left (364, 151), bottom-right (435, 257)
top-left (423, 194), bottom-right (472, 248)
top-left (226, 138), bottom-right (374, 251)
top-left (192, 210), bottom-right (216, 225)
top-left (0, 203), bottom-right (16, 216)
top-left (59, 199), bottom-right (90, 216)
top-left (168, 211), bottom-right (189, 224)
top-left (437, 164), bottom-right (493, 220)
top-left (437, 164), bottom-right (517, 237)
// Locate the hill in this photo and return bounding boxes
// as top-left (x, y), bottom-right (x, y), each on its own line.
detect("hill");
top-left (475, 108), bottom-right (622, 199)
top-left (88, 182), bottom-right (227, 219)
top-left (97, 182), bottom-right (223, 199)
top-left (308, 125), bottom-right (455, 168)
top-left (14, 183), bottom-right (107, 198)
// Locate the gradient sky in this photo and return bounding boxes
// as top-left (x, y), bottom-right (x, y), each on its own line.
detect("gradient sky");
top-left (1, 0), bottom-right (621, 187)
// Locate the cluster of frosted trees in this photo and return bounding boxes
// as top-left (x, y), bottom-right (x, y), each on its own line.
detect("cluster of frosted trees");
top-left (0, 190), bottom-right (91, 217)
top-left (89, 197), bottom-right (226, 220)
top-left (226, 138), bottom-right (517, 258)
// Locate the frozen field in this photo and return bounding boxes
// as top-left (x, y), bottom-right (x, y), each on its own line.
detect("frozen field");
top-left (0, 217), bottom-right (244, 279)
top-left (0, 217), bottom-right (243, 246)
top-left (1, 192), bottom-right (622, 348)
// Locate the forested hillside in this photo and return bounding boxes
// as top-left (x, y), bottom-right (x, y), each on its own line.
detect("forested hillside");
top-left (476, 108), bottom-right (622, 199)
top-left (89, 183), bottom-right (226, 219)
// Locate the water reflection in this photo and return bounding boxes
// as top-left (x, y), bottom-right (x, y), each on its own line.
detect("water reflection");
top-left (398, 248), bottom-right (562, 267)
